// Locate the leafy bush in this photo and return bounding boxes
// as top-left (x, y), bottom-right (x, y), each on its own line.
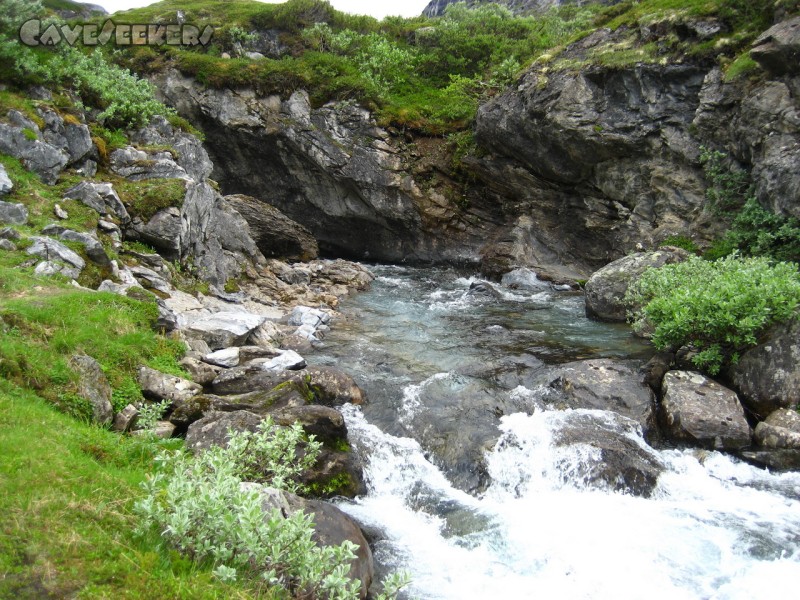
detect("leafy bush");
top-left (46, 48), bottom-right (173, 128)
top-left (713, 198), bottom-right (800, 263)
top-left (699, 146), bottom-right (751, 213)
top-left (136, 419), bottom-right (362, 596)
top-left (626, 254), bottom-right (800, 374)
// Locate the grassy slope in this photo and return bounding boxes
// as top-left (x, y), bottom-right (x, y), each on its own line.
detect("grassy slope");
top-left (0, 381), bottom-right (263, 599)
top-left (0, 83), bottom-right (264, 596)
top-left (112, 0), bottom-right (798, 135)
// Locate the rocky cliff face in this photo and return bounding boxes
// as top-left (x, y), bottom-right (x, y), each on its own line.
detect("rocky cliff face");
top-left (151, 69), bottom-right (499, 265)
top-left (149, 17), bottom-right (799, 282)
top-left (472, 19), bottom-right (800, 276)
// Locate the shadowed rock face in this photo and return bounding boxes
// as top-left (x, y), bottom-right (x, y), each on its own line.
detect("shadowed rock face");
top-left (150, 16), bottom-right (799, 280)
top-left (151, 70), bottom-right (492, 265)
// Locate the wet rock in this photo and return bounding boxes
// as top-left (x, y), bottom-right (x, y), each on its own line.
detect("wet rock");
top-left (225, 194), bottom-right (319, 261)
top-left (137, 366), bottom-right (203, 403)
top-left (70, 354), bottom-right (113, 425)
top-left (467, 280), bottom-right (502, 300)
top-left (292, 366), bottom-right (366, 407)
top-left (640, 351), bottom-right (675, 393)
top-left (185, 410), bottom-right (263, 453)
top-left (533, 359), bottom-right (657, 436)
top-left (211, 365), bottom-right (287, 395)
top-left (256, 487), bottom-right (373, 598)
top-left (185, 311), bottom-right (267, 350)
top-left (729, 317), bottom-right (800, 419)
top-left (550, 410), bottom-right (665, 497)
top-left (739, 449), bottom-right (800, 472)
top-left (271, 405), bottom-right (348, 446)
top-left (584, 249), bottom-right (689, 322)
top-left (113, 404), bottom-right (139, 433)
top-left (754, 409), bottom-right (800, 449)
top-left (0, 200), bottom-right (27, 225)
top-left (500, 267), bottom-right (549, 290)
top-left (750, 16), bottom-right (800, 75)
top-left (661, 371), bottom-right (751, 450)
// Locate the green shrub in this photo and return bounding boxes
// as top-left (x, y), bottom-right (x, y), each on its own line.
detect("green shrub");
top-left (626, 254), bottom-right (800, 374)
top-left (46, 48), bottom-right (173, 129)
top-left (716, 198), bottom-right (800, 263)
top-left (135, 419), bottom-right (361, 596)
top-left (660, 235), bottom-right (699, 254)
top-left (699, 146), bottom-right (751, 213)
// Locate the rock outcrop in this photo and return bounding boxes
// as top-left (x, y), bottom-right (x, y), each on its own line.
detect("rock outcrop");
top-left (584, 248), bottom-right (689, 322)
top-left (151, 71), bottom-right (493, 265)
top-left (661, 371), bottom-right (751, 450)
top-left (533, 359), bottom-right (658, 436)
top-left (224, 194), bottom-right (319, 261)
top-left (729, 317), bottom-right (800, 419)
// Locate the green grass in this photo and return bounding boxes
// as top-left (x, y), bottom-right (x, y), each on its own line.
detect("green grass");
top-left (114, 177), bottom-right (188, 221)
top-left (0, 381), bottom-right (266, 599)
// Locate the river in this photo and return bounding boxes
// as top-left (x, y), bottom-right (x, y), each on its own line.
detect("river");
top-left (310, 265), bottom-right (800, 599)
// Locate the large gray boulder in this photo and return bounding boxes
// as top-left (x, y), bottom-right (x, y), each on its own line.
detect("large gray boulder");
top-left (64, 181), bottom-right (130, 223)
top-left (129, 115), bottom-right (214, 182)
top-left (750, 16), bottom-right (800, 75)
top-left (754, 409), bottom-right (800, 449)
top-left (137, 366), bottom-right (203, 403)
top-left (224, 194), bottom-right (319, 261)
top-left (0, 111), bottom-right (68, 184)
top-left (38, 108), bottom-right (93, 165)
top-left (109, 146), bottom-right (189, 181)
top-left (729, 317), bottom-right (799, 419)
top-left (26, 236), bottom-right (85, 270)
top-left (549, 410), bottom-right (665, 497)
top-left (70, 354), bottom-right (113, 425)
top-left (257, 487), bottom-right (373, 599)
top-left (661, 371), bottom-right (751, 450)
top-left (532, 359), bottom-right (657, 436)
top-left (294, 366), bottom-right (367, 407)
top-left (584, 248), bottom-right (689, 322)
top-left (0, 200), bottom-right (28, 225)
top-left (185, 410), bottom-right (263, 453)
top-left (41, 225), bottom-right (111, 267)
top-left (185, 311), bottom-right (268, 350)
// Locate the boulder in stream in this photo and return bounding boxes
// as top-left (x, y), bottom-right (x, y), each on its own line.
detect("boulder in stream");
top-left (661, 371), bottom-right (751, 450)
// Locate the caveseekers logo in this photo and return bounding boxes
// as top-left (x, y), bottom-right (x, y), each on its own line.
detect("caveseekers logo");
top-left (19, 19), bottom-right (214, 47)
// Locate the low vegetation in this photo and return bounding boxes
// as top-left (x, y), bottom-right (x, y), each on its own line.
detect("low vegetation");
top-left (628, 254), bottom-right (800, 375)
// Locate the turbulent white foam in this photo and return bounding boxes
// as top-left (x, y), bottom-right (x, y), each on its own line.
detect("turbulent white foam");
top-left (338, 406), bottom-right (800, 600)
top-left (375, 276), bottom-right (413, 289)
top-left (398, 372), bottom-right (452, 425)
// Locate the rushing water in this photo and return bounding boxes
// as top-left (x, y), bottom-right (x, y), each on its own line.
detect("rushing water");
top-left (311, 266), bottom-right (800, 599)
